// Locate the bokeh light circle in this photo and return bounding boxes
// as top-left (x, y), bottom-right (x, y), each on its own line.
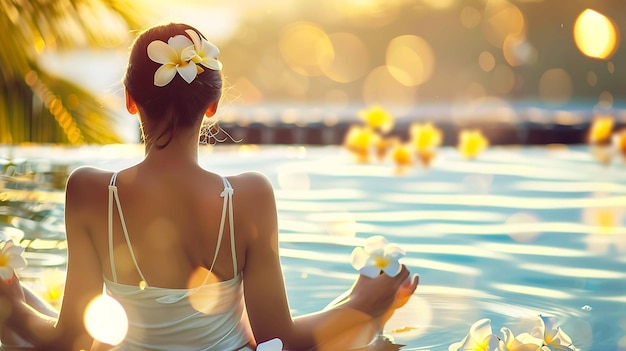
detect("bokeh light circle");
top-left (386, 35), bottom-right (435, 87)
top-left (84, 294), bottom-right (128, 345)
top-left (279, 22), bottom-right (334, 76)
top-left (573, 9), bottom-right (619, 59)
top-left (322, 32), bottom-right (370, 83)
top-left (538, 68), bottom-right (573, 106)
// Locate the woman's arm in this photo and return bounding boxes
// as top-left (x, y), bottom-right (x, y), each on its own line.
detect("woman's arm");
top-left (240, 173), bottom-right (418, 351)
top-left (1, 169), bottom-right (107, 351)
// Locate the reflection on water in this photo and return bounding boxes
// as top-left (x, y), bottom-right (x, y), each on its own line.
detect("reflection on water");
top-left (1, 144), bottom-right (625, 350)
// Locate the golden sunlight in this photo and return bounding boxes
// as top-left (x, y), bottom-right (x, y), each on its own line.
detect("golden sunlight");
top-left (322, 32), bottom-right (370, 83)
top-left (482, 0), bottom-right (526, 48)
top-left (574, 9), bottom-right (619, 60)
top-left (386, 35), bottom-right (435, 87)
top-left (279, 22), bottom-right (334, 76)
top-left (84, 294), bottom-right (128, 345)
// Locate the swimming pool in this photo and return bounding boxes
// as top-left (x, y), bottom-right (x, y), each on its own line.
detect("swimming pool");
top-left (2, 144), bottom-right (625, 350)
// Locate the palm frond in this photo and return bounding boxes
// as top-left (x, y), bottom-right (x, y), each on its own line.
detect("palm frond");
top-left (0, 0), bottom-right (153, 145)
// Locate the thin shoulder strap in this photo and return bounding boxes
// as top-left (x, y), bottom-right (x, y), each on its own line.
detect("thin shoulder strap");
top-left (108, 172), bottom-right (148, 286)
top-left (208, 177), bottom-right (237, 277)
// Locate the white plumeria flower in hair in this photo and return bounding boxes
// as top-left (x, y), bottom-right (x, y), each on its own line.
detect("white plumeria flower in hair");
top-left (351, 235), bottom-right (405, 278)
top-left (0, 240), bottom-right (27, 281)
top-left (147, 35), bottom-right (198, 86)
top-left (185, 29), bottom-right (223, 71)
top-left (256, 338), bottom-right (283, 351)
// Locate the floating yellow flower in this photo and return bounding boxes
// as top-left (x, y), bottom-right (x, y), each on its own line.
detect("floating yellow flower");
top-left (374, 137), bottom-right (398, 161)
top-left (391, 142), bottom-right (413, 167)
top-left (588, 115), bottom-right (614, 144)
top-left (343, 125), bottom-right (380, 163)
top-left (39, 268), bottom-right (66, 308)
top-left (410, 122), bottom-right (442, 167)
top-left (0, 240), bottom-right (27, 281)
top-left (458, 129), bottom-right (489, 159)
top-left (358, 105), bottom-right (394, 133)
top-left (409, 122), bottom-right (442, 151)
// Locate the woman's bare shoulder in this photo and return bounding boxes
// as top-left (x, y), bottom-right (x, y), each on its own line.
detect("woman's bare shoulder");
top-left (226, 171), bottom-right (275, 199)
top-left (65, 166), bottom-right (114, 204)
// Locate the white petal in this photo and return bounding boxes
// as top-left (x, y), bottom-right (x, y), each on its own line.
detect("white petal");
top-left (364, 235), bottom-right (388, 254)
top-left (200, 58), bottom-right (223, 71)
top-left (167, 35), bottom-right (194, 53)
top-left (154, 64), bottom-right (177, 87)
top-left (465, 319), bottom-right (494, 348)
top-left (350, 247), bottom-right (369, 270)
top-left (359, 265), bottom-right (381, 278)
top-left (0, 267), bottom-right (13, 280)
top-left (8, 255), bottom-right (27, 269)
top-left (256, 338), bottom-right (283, 351)
top-left (180, 45), bottom-right (197, 63)
top-left (200, 37), bottom-right (220, 57)
top-left (177, 61), bottom-right (199, 84)
top-left (185, 29), bottom-right (202, 50)
top-left (385, 244), bottom-right (405, 260)
top-left (147, 40), bottom-right (177, 64)
top-left (448, 339), bottom-right (464, 351)
top-left (382, 260), bottom-right (401, 277)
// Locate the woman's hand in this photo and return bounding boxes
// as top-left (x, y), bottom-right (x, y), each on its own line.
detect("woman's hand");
top-left (347, 265), bottom-right (418, 318)
top-left (0, 273), bottom-right (26, 304)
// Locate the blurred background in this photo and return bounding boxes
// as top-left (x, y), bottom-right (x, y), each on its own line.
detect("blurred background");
top-left (1, 0), bottom-right (625, 144)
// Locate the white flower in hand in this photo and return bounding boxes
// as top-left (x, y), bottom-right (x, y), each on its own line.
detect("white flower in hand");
top-left (256, 338), bottom-right (283, 351)
top-left (147, 35), bottom-right (198, 86)
top-left (351, 235), bottom-right (405, 278)
top-left (448, 318), bottom-right (500, 351)
top-left (499, 327), bottom-right (550, 351)
top-left (185, 29), bottom-right (223, 71)
top-left (0, 240), bottom-right (27, 281)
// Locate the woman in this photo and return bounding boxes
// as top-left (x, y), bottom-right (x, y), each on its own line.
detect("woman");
top-left (0, 22), bottom-right (418, 351)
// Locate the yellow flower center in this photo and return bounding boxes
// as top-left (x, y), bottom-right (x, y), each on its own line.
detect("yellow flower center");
top-left (373, 256), bottom-right (390, 268)
top-left (0, 253), bottom-right (8, 267)
top-left (47, 287), bottom-right (62, 301)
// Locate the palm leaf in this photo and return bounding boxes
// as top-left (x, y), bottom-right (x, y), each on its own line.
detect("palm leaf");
top-left (0, 0), bottom-right (152, 145)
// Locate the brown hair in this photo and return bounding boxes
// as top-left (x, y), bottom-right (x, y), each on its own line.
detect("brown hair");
top-left (123, 23), bottom-right (223, 148)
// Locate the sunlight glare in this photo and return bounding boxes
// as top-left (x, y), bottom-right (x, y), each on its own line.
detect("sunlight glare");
top-left (322, 32), bottom-right (370, 83)
top-left (386, 35), bottom-right (435, 87)
top-left (574, 9), bottom-right (619, 60)
top-left (538, 68), bottom-right (573, 106)
top-left (84, 294), bottom-right (128, 345)
top-left (482, 0), bottom-right (526, 48)
top-left (279, 22), bottom-right (334, 76)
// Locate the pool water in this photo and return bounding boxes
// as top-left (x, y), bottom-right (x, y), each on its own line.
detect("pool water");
top-left (2, 144), bottom-right (625, 351)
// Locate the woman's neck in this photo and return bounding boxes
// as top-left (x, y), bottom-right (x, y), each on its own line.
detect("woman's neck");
top-left (143, 128), bottom-right (200, 167)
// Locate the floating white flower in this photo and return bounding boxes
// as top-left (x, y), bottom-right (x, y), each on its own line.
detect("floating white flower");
top-left (185, 29), bottom-right (223, 71)
top-left (499, 327), bottom-right (550, 351)
top-left (0, 240), bottom-right (27, 281)
top-left (448, 318), bottom-right (500, 351)
top-left (256, 338), bottom-right (283, 351)
top-left (530, 315), bottom-right (579, 351)
top-left (351, 235), bottom-right (405, 278)
top-left (147, 35), bottom-right (199, 87)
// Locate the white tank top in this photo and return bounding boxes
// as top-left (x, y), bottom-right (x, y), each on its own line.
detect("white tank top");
top-left (104, 173), bottom-right (251, 351)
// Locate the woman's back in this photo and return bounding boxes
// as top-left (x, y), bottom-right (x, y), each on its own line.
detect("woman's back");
top-left (71, 164), bottom-right (256, 350)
